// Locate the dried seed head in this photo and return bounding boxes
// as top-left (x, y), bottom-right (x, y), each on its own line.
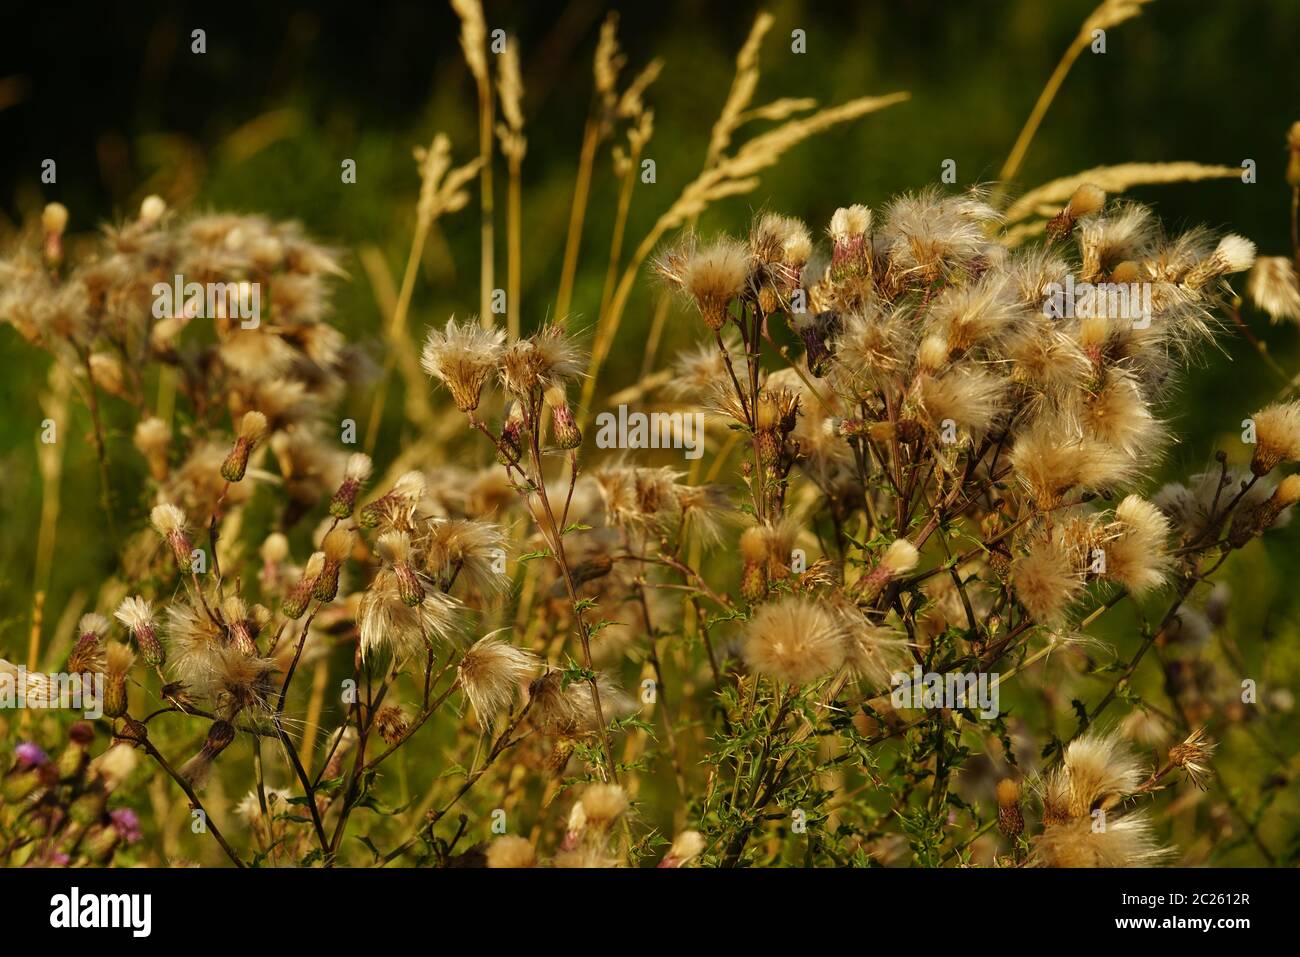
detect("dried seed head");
top-left (150, 502), bottom-right (195, 573)
top-left (580, 783), bottom-right (629, 830)
top-left (221, 411), bottom-right (268, 482)
top-left (659, 830), bottom-right (706, 868)
top-left (115, 596), bottom-right (164, 667)
top-left (139, 194), bottom-right (167, 226)
top-left (1247, 256), bottom-right (1300, 325)
top-left (329, 452), bottom-right (373, 518)
top-left (680, 239), bottom-right (750, 330)
top-left (133, 417), bottom-right (172, 481)
top-left (995, 778), bottom-right (1023, 839)
top-left (742, 596), bottom-right (845, 686)
top-left (283, 552), bottom-right (325, 619)
top-left (1250, 400), bottom-right (1300, 475)
top-left (486, 834), bottom-right (536, 868)
top-left (421, 316), bottom-right (506, 412)
top-left (458, 635), bottom-right (540, 728)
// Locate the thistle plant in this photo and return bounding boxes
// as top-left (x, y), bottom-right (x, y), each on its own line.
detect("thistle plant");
top-left (1, 0), bottom-right (1298, 870)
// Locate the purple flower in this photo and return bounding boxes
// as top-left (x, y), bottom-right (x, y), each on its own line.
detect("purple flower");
top-left (109, 807), bottom-right (143, 843)
top-left (49, 852), bottom-right (70, 866)
top-left (14, 742), bottom-right (48, 769)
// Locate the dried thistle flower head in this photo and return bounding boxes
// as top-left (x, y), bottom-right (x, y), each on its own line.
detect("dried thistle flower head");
top-left (679, 239), bottom-right (750, 330)
top-left (486, 835), bottom-right (536, 868)
top-left (314, 526), bottom-right (355, 601)
top-left (1011, 535), bottom-right (1083, 627)
top-left (149, 502), bottom-right (194, 573)
top-left (855, 538), bottom-right (919, 601)
top-left (742, 596), bottom-right (845, 686)
top-left (220, 410), bottom-right (268, 483)
top-left (1184, 233), bottom-right (1257, 289)
top-left (1101, 495), bottom-right (1173, 596)
top-left (500, 325), bottom-right (585, 397)
top-left (1249, 400), bottom-right (1300, 475)
top-left (68, 613), bottom-right (110, 674)
top-left (282, 552), bottom-right (325, 619)
top-left (133, 417), bottom-right (172, 481)
top-left (545, 383), bottom-right (583, 449)
top-left (329, 452), bottom-right (373, 518)
top-left (659, 829), bottom-right (706, 868)
top-left (179, 720), bottom-right (236, 792)
top-left (1168, 727), bottom-right (1215, 790)
top-left (1043, 730), bottom-right (1145, 822)
top-left (115, 596), bottom-right (163, 667)
top-left (102, 642), bottom-right (136, 718)
top-left (580, 783), bottom-right (629, 830)
top-left (1032, 732), bottom-right (1169, 867)
top-left (528, 669), bottom-right (632, 735)
top-left (1247, 256), bottom-right (1300, 325)
top-left (358, 569), bottom-right (463, 661)
top-left (458, 634), bottom-right (540, 728)
top-left (374, 705), bottom-right (411, 745)
top-left (995, 778), bottom-right (1023, 839)
top-left (377, 530), bottom-right (424, 606)
top-left (421, 316), bottom-right (506, 412)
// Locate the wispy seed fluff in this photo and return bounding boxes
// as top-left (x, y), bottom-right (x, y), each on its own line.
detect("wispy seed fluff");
top-left (377, 530), bottom-right (424, 606)
top-left (457, 634), bottom-right (540, 728)
top-left (486, 835), bottom-right (537, 868)
top-left (1249, 400), bottom-right (1300, 475)
top-left (1101, 495), bottom-right (1173, 595)
top-left (221, 410), bottom-right (268, 483)
top-left (1032, 730), bottom-right (1169, 867)
top-left (357, 566), bottom-right (464, 662)
top-left (499, 324), bottom-right (585, 397)
top-left (1183, 233), bottom-right (1256, 290)
top-left (149, 502), bottom-right (194, 573)
top-left (421, 316), bottom-right (506, 412)
top-left (741, 596), bottom-right (845, 686)
top-left (1248, 256), bottom-right (1300, 325)
top-left (680, 239), bottom-right (750, 330)
top-left (1011, 536), bottom-right (1084, 627)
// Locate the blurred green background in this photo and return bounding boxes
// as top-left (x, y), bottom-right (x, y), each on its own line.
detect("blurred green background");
top-left (1, 0), bottom-right (1297, 862)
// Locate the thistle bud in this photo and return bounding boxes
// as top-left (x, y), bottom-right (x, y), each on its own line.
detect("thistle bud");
top-left (85, 823), bottom-right (122, 863)
top-left (546, 385), bottom-right (582, 449)
top-left (149, 503), bottom-right (194, 573)
top-left (378, 531), bottom-right (423, 606)
top-left (329, 453), bottom-right (373, 518)
top-left (995, 778), bottom-right (1023, 839)
top-left (139, 194), bottom-right (167, 227)
top-left (115, 596), bottom-right (163, 668)
top-left (133, 417), bottom-right (172, 481)
top-left (828, 205), bottom-right (872, 282)
top-left (67, 614), bottom-right (109, 674)
top-left (221, 410), bottom-right (268, 482)
top-left (283, 553), bottom-right (325, 619)
top-left (42, 202), bottom-right (68, 265)
top-left (498, 406), bottom-right (525, 465)
top-left (103, 642), bottom-right (135, 718)
top-left (314, 527), bottom-right (354, 602)
top-left (56, 722), bottom-right (95, 781)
